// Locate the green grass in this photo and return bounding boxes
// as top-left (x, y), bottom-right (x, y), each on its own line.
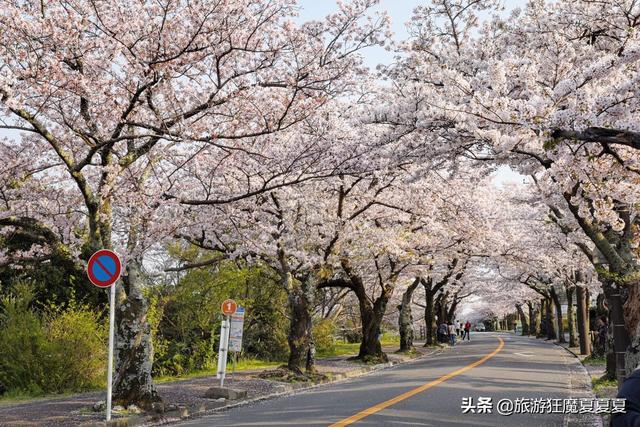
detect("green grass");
top-left (0, 390), bottom-right (43, 405)
top-left (156, 358), bottom-right (281, 383)
top-left (592, 376), bottom-right (617, 392)
top-left (0, 389), bottom-right (81, 405)
top-left (317, 342), bottom-right (361, 358)
top-left (231, 358), bottom-right (281, 371)
top-left (582, 355), bottom-right (606, 366)
top-left (380, 333), bottom-right (400, 345)
top-left (316, 334), bottom-right (400, 358)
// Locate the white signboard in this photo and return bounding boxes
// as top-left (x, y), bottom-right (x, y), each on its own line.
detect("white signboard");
top-left (228, 307), bottom-right (245, 353)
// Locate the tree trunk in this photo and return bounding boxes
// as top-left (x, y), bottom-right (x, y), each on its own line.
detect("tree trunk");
top-left (398, 279), bottom-right (420, 352)
top-left (538, 298), bottom-right (545, 338)
top-left (549, 287), bottom-right (565, 343)
top-left (442, 293), bottom-right (450, 323)
top-left (545, 296), bottom-right (557, 340)
top-left (622, 278), bottom-right (640, 377)
top-left (286, 273), bottom-right (316, 374)
top-left (527, 301), bottom-right (540, 336)
top-left (603, 281), bottom-right (631, 386)
top-left (447, 299), bottom-right (459, 323)
top-left (516, 304), bottom-right (529, 335)
top-left (566, 286), bottom-right (577, 348)
top-left (562, 190), bottom-right (640, 384)
top-left (357, 292), bottom-right (389, 363)
top-left (113, 261), bottom-right (161, 409)
top-left (424, 282), bottom-right (436, 346)
top-left (576, 285), bottom-right (591, 356)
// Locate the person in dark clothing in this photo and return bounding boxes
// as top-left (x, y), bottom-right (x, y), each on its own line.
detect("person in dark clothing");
top-left (438, 322), bottom-right (448, 343)
top-left (596, 316), bottom-right (609, 356)
top-left (611, 366), bottom-right (640, 427)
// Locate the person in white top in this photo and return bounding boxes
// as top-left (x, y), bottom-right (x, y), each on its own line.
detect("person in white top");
top-left (448, 322), bottom-right (456, 346)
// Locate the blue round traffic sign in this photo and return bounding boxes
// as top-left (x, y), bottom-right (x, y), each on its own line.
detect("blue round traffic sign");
top-left (87, 249), bottom-right (122, 288)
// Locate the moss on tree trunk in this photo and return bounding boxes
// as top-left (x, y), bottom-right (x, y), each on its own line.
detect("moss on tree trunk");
top-left (398, 279), bottom-right (420, 352)
top-left (113, 261), bottom-right (161, 409)
top-left (285, 274), bottom-right (316, 375)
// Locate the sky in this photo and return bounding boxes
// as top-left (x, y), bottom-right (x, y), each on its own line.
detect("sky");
top-left (296, 0), bottom-right (420, 69)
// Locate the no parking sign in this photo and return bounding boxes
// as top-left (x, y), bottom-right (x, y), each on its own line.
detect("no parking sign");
top-left (86, 249), bottom-right (121, 422)
top-left (87, 249), bottom-right (121, 287)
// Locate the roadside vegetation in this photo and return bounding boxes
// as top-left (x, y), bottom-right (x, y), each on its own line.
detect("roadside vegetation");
top-left (0, 254), bottom-right (400, 400)
top-left (592, 377), bottom-right (618, 393)
top-left (0, 282), bottom-right (107, 398)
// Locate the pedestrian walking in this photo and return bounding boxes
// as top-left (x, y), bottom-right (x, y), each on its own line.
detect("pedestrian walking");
top-left (464, 320), bottom-right (471, 341)
top-left (448, 321), bottom-right (456, 346)
top-left (595, 316), bottom-right (608, 356)
top-left (438, 322), bottom-right (448, 343)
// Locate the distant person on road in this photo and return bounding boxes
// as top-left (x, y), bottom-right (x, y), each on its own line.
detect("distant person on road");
top-left (611, 364), bottom-right (640, 427)
top-left (595, 316), bottom-right (609, 356)
top-left (438, 322), bottom-right (448, 343)
top-left (448, 321), bottom-right (456, 346)
top-left (464, 321), bottom-right (471, 341)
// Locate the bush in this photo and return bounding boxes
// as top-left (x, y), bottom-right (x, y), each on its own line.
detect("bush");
top-left (43, 300), bottom-right (107, 392)
top-left (150, 254), bottom-right (290, 376)
top-left (0, 283), bottom-right (48, 396)
top-left (242, 281), bottom-right (289, 361)
top-left (313, 319), bottom-right (336, 354)
top-left (0, 282), bottom-right (107, 397)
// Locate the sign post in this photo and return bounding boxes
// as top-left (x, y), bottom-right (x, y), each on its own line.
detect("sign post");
top-left (217, 299), bottom-right (237, 387)
top-left (228, 306), bottom-right (245, 379)
top-left (216, 317), bottom-right (230, 386)
top-left (87, 249), bottom-right (122, 422)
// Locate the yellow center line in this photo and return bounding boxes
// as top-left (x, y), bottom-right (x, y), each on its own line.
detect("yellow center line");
top-left (329, 337), bottom-right (505, 427)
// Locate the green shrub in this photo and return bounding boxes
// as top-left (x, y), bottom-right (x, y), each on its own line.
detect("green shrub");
top-left (43, 300), bottom-right (107, 392)
top-left (0, 283), bottom-right (48, 395)
top-left (242, 284), bottom-right (289, 361)
top-left (0, 282), bottom-right (107, 397)
top-left (313, 319), bottom-right (336, 354)
top-left (150, 253), bottom-right (290, 376)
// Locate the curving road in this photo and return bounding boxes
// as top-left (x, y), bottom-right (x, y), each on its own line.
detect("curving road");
top-left (175, 333), bottom-right (601, 427)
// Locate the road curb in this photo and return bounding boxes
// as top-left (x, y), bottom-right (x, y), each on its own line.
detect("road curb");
top-left (553, 342), bottom-right (603, 427)
top-left (87, 346), bottom-right (447, 426)
top-left (556, 343), bottom-right (583, 360)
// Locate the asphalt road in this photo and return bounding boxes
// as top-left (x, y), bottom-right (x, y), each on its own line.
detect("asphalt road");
top-left (176, 333), bottom-right (598, 427)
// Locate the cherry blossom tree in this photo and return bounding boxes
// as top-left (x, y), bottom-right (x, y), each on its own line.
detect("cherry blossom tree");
top-left (0, 0), bottom-right (389, 405)
top-left (388, 0), bottom-right (639, 381)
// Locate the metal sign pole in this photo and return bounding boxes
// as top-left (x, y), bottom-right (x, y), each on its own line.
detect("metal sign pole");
top-left (232, 352), bottom-right (237, 380)
top-left (86, 249), bottom-right (121, 423)
top-left (106, 281), bottom-right (116, 422)
top-left (217, 316), bottom-right (230, 387)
